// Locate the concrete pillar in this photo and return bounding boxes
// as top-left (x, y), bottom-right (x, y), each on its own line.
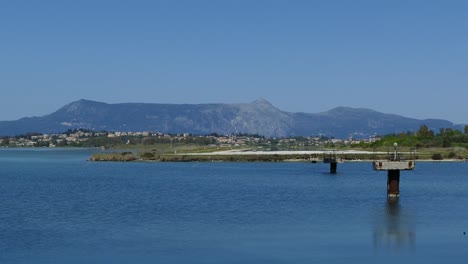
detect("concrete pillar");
top-left (387, 170), bottom-right (400, 198)
top-left (330, 162), bottom-right (337, 174)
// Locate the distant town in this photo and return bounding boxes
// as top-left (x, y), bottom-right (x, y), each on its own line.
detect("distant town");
top-left (0, 129), bottom-right (380, 149)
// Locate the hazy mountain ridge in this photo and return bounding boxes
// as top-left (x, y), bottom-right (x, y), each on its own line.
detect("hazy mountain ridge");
top-left (0, 99), bottom-right (463, 138)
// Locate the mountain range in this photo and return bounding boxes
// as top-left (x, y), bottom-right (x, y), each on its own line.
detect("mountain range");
top-left (0, 99), bottom-right (463, 138)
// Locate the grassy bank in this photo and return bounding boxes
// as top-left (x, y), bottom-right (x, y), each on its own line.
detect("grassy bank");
top-left (89, 152), bottom-right (319, 162)
top-left (89, 147), bottom-right (468, 162)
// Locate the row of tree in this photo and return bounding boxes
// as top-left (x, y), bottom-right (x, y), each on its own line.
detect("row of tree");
top-left (365, 125), bottom-right (468, 148)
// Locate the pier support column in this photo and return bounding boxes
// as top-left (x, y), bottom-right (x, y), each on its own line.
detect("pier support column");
top-left (330, 162), bottom-right (337, 174)
top-left (387, 170), bottom-right (400, 198)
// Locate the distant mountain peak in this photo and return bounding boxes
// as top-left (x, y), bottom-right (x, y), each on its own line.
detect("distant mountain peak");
top-left (57, 99), bottom-right (107, 114)
top-left (251, 98), bottom-right (273, 106)
top-left (63, 99), bottom-right (101, 107)
top-left (72, 99), bottom-right (101, 104)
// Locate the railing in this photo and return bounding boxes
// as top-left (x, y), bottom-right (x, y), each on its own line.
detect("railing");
top-left (372, 145), bottom-right (416, 161)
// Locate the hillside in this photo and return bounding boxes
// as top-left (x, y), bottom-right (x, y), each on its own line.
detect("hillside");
top-left (0, 99), bottom-right (463, 138)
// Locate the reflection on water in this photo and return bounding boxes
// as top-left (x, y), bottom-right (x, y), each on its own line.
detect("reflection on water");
top-left (373, 198), bottom-right (415, 253)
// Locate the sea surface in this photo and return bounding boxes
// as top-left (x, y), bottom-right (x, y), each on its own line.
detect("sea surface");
top-left (0, 148), bottom-right (467, 263)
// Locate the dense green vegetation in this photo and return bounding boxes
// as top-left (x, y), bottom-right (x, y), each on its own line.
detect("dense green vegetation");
top-left (350, 125), bottom-right (468, 160)
top-left (353, 125), bottom-right (468, 149)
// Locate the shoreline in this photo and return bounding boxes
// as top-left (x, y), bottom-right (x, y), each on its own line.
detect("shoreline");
top-left (89, 149), bottom-right (467, 163)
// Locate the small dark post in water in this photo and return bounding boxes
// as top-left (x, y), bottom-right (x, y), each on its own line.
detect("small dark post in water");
top-left (323, 150), bottom-right (338, 174)
top-left (330, 162), bottom-right (337, 174)
top-left (373, 143), bottom-right (415, 198)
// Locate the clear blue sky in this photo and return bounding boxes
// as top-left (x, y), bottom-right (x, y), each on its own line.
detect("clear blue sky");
top-left (1, 0), bottom-right (467, 124)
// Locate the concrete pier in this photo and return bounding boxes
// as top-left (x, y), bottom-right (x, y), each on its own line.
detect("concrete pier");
top-left (374, 161), bottom-right (414, 198)
top-left (373, 144), bottom-right (415, 198)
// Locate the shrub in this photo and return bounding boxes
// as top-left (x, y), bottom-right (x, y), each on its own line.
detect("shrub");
top-left (140, 152), bottom-right (155, 159)
top-left (447, 151), bottom-right (457, 159)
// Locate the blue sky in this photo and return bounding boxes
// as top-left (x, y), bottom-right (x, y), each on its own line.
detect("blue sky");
top-left (1, 0), bottom-right (467, 124)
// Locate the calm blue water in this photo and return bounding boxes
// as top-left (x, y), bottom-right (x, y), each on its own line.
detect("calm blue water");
top-left (1, 148), bottom-right (467, 263)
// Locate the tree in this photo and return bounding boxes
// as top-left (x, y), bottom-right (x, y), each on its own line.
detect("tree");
top-left (417, 125), bottom-right (434, 138)
top-left (465, 125), bottom-right (468, 135)
top-left (440, 128), bottom-right (445, 135)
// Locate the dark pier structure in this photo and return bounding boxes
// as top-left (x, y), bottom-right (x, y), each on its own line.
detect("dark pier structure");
top-left (323, 150), bottom-right (339, 174)
top-left (373, 143), bottom-right (415, 198)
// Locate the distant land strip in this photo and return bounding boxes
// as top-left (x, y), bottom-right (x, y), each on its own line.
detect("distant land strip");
top-left (89, 149), bottom-right (464, 163)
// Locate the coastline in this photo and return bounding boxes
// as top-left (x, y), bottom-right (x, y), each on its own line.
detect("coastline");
top-left (88, 149), bottom-right (467, 163)
top-left (1, 147), bottom-right (464, 163)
